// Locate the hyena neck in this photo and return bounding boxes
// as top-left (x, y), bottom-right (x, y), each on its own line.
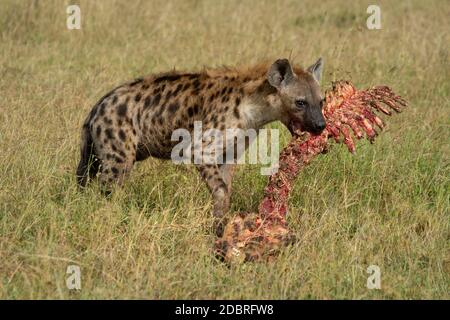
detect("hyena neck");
top-left (239, 79), bottom-right (283, 130)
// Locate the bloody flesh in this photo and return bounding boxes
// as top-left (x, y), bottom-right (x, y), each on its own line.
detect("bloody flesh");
top-left (215, 80), bottom-right (407, 264)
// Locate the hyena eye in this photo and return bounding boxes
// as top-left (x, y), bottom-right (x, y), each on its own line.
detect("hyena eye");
top-left (295, 99), bottom-right (307, 108)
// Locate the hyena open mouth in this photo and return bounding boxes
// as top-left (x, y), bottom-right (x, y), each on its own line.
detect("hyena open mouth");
top-left (287, 119), bottom-right (305, 136)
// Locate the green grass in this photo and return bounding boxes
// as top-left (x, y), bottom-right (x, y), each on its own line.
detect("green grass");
top-left (0, 0), bottom-right (448, 299)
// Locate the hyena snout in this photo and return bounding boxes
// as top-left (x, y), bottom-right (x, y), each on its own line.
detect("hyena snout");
top-left (310, 118), bottom-right (326, 134)
top-left (305, 108), bottom-right (326, 134)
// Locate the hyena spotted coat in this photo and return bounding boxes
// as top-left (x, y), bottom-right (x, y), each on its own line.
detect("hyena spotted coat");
top-left (77, 58), bottom-right (326, 235)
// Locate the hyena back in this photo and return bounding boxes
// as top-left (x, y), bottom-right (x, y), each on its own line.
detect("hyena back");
top-left (77, 58), bottom-right (325, 235)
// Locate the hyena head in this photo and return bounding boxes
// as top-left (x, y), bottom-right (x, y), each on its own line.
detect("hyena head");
top-left (267, 58), bottom-right (326, 135)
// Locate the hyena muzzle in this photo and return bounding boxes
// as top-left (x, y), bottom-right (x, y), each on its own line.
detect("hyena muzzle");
top-left (76, 58), bottom-right (325, 235)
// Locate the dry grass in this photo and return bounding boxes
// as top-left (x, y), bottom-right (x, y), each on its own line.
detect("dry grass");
top-left (0, 0), bottom-right (448, 299)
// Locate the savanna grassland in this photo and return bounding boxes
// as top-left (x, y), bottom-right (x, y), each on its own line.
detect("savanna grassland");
top-left (0, 0), bottom-right (448, 299)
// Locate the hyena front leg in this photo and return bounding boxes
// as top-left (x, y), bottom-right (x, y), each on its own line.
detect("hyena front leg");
top-left (197, 164), bottom-right (230, 236)
top-left (219, 164), bottom-right (236, 194)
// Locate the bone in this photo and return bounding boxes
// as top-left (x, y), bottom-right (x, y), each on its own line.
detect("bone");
top-left (215, 80), bottom-right (407, 264)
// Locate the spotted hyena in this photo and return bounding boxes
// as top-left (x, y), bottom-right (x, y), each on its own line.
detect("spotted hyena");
top-left (76, 58), bottom-right (325, 235)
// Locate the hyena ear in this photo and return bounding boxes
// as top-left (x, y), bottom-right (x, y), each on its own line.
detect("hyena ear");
top-left (307, 57), bottom-right (324, 82)
top-left (267, 59), bottom-right (295, 89)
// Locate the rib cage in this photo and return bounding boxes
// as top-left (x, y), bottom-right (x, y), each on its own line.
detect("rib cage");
top-left (215, 80), bottom-right (407, 264)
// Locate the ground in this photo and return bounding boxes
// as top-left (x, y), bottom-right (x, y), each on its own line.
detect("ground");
top-left (0, 0), bottom-right (448, 299)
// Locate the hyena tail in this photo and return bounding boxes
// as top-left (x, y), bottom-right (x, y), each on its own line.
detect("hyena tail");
top-left (76, 124), bottom-right (100, 188)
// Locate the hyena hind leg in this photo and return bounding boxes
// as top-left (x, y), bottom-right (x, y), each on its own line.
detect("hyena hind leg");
top-left (98, 154), bottom-right (135, 194)
top-left (94, 135), bottom-right (137, 194)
